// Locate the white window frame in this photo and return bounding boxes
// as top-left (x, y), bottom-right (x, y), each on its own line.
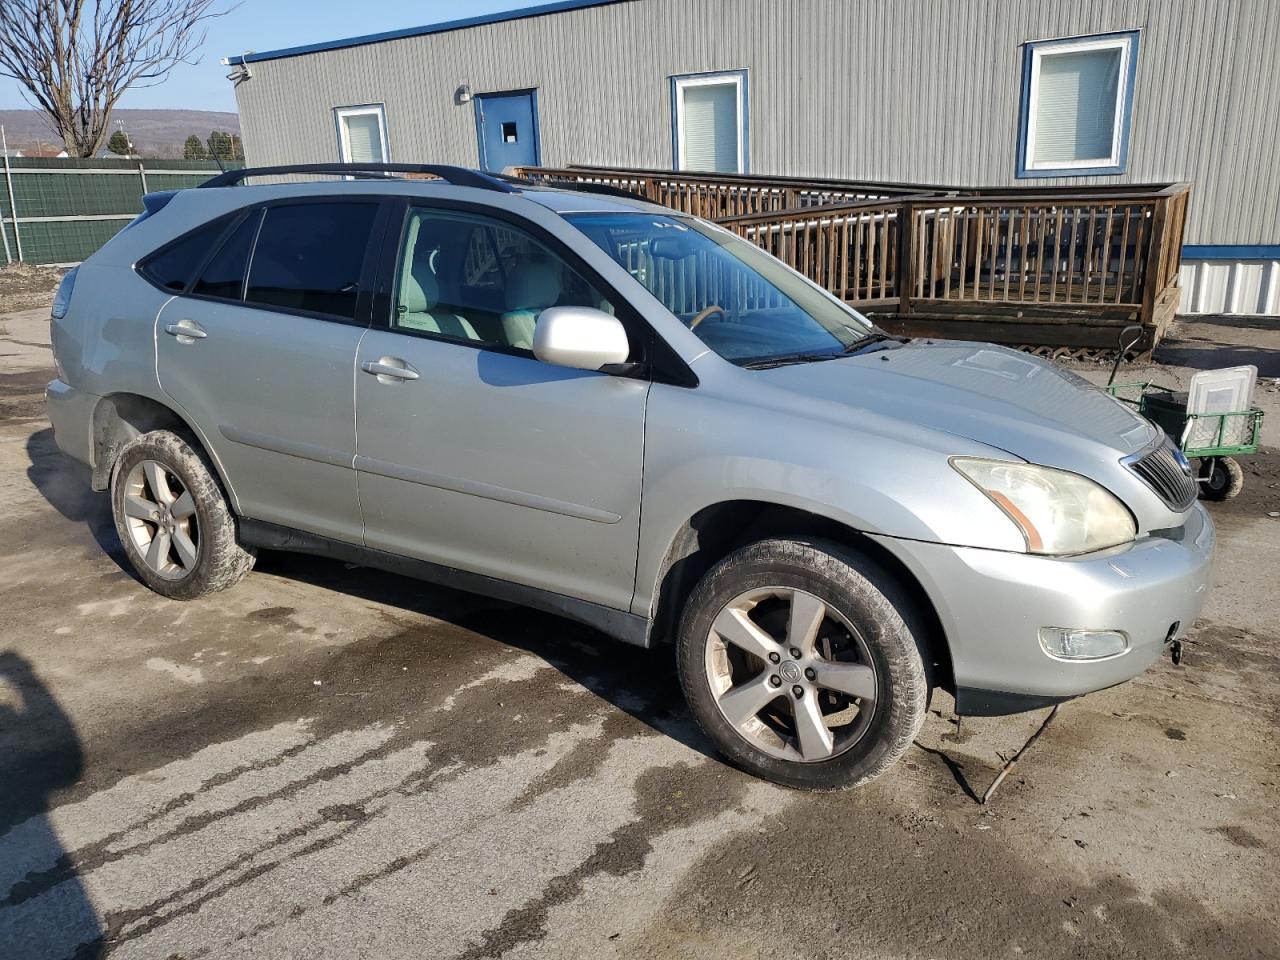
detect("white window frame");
top-left (1021, 33), bottom-right (1137, 176)
top-left (672, 71), bottom-right (748, 174)
top-left (334, 103), bottom-right (390, 163)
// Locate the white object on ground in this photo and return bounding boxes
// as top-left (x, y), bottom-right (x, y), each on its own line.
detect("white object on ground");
top-left (1185, 365), bottom-right (1257, 448)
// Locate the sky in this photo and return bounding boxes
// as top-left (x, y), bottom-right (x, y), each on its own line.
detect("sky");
top-left (1, 0), bottom-right (531, 113)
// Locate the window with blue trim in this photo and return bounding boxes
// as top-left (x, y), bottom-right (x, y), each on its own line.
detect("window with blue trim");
top-left (1017, 32), bottom-right (1139, 178)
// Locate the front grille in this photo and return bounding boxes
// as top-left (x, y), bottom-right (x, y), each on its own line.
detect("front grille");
top-left (1127, 440), bottom-right (1197, 511)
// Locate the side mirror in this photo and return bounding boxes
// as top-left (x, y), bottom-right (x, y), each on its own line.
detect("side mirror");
top-left (533, 306), bottom-right (630, 372)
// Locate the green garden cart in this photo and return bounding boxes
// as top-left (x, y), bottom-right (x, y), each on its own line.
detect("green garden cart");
top-left (1106, 327), bottom-right (1264, 501)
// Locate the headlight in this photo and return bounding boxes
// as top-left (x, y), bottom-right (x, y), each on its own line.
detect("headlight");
top-left (951, 458), bottom-right (1136, 555)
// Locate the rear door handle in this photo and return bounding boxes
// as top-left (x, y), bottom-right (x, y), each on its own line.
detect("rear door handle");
top-left (164, 320), bottom-right (207, 341)
top-left (361, 358), bottom-right (420, 381)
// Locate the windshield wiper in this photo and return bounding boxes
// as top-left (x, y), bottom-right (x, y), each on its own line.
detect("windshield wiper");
top-left (741, 352), bottom-right (841, 370)
top-left (842, 331), bottom-right (904, 354)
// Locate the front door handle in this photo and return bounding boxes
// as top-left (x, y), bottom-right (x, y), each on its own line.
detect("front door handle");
top-left (361, 358), bottom-right (420, 381)
top-left (164, 320), bottom-right (207, 341)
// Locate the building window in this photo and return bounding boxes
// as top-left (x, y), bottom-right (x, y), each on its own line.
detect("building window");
top-left (335, 104), bottom-right (389, 164)
top-left (1017, 32), bottom-right (1138, 178)
top-left (671, 70), bottom-right (748, 174)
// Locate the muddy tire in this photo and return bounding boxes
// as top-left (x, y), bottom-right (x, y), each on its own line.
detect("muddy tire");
top-left (676, 538), bottom-right (930, 790)
top-left (1199, 456), bottom-right (1244, 502)
top-left (110, 429), bottom-right (255, 600)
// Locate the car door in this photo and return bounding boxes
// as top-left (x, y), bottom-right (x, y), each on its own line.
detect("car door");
top-left (354, 202), bottom-right (649, 611)
top-left (154, 198), bottom-right (386, 543)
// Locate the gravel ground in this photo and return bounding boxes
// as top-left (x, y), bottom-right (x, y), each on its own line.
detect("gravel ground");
top-left (0, 305), bottom-right (1277, 960)
top-left (0, 265), bottom-right (66, 315)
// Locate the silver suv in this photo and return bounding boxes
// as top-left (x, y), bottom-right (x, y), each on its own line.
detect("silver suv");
top-left (46, 163), bottom-right (1215, 789)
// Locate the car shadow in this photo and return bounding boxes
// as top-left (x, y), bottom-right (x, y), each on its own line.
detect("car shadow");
top-left (251, 549), bottom-right (717, 762)
top-left (23, 427), bottom-right (711, 763)
top-left (25, 428), bottom-right (138, 582)
top-left (0, 651), bottom-right (104, 958)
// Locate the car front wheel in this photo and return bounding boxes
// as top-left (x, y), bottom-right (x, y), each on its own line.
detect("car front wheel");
top-left (677, 538), bottom-right (930, 790)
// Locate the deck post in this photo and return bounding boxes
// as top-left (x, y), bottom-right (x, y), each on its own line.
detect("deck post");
top-left (897, 200), bottom-right (915, 317)
top-left (1140, 195), bottom-right (1170, 336)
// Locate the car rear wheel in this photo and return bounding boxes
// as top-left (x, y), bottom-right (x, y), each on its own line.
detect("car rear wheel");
top-left (676, 538), bottom-right (930, 790)
top-left (110, 430), bottom-right (255, 599)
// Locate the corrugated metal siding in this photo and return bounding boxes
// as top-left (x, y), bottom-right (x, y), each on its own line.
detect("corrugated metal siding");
top-left (233, 0), bottom-right (1280, 246)
top-left (1179, 260), bottom-right (1280, 315)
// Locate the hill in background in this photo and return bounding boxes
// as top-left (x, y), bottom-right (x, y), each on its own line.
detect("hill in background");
top-left (0, 109), bottom-right (241, 158)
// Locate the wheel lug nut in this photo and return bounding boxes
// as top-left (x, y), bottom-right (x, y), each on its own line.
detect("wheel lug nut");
top-left (789, 648), bottom-right (801, 659)
top-left (768, 652), bottom-right (780, 664)
top-left (805, 667), bottom-right (816, 681)
top-left (769, 675), bottom-right (782, 688)
top-left (792, 685), bottom-right (804, 699)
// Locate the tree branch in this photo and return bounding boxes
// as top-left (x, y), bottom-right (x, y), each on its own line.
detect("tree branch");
top-left (0, 0), bottom-right (232, 156)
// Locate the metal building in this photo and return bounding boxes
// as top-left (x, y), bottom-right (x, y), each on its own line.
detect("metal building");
top-left (224, 0), bottom-right (1280, 316)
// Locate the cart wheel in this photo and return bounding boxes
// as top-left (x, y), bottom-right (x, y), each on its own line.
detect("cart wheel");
top-left (1199, 457), bottom-right (1244, 501)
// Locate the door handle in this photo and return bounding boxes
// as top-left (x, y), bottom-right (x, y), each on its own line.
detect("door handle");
top-left (164, 320), bottom-right (207, 340)
top-left (361, 358), bottom-right (420, 381)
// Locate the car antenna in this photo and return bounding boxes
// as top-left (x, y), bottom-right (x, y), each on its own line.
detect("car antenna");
top-left (206, 135), bottom-right (227, 174)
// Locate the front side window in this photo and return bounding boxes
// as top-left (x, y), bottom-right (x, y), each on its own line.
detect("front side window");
top-left (671, 71), bottom-right (748, 173)
top-left (567, 212), bottom-right (873, 366)
top-left (245, 202), bottom-right (378, 319)
top-left (391, 207), bottom-right (615, 351)
top-left (335, 104), bottom-right (389, 163)
top-left (1018, 31), bottom-right (1139, 177)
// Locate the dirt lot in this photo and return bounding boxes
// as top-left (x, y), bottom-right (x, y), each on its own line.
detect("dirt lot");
top-left (0, 303), bottom-right (1277, 960)
top-left (0, 264), bottom-right (66, 315)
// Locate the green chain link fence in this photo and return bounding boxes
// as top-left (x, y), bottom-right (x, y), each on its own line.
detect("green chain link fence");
top-left (0, 157), bottom-right (242, 264)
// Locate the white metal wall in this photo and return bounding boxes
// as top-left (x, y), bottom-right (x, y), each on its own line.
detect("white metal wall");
top-left (1179, 260), bottom-right (1280, 316)
top-left (230, 0), bottom-right (1280, 250)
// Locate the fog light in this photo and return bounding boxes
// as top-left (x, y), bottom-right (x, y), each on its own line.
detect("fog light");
top-left (1038, 627), bottom-right (1129, 661)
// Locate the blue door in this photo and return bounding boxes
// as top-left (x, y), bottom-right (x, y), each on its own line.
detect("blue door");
top-left (475, 91), bottom-right (540, 171)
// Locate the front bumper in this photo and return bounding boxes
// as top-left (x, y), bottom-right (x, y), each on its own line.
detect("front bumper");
top-left (870, 503), bottom-right (1215, 714)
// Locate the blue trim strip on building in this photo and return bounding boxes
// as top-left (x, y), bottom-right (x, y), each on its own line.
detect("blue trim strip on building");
top-left (1182, 245), bottom-right (1280, 261)
top-left (224, 0), bottom-right (624, 65)
top-left (1015, 30), bottom-right (1141, 180)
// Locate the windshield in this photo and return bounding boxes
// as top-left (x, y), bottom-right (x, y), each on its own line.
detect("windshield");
top-left (564, 212), bottom-right (875, 365)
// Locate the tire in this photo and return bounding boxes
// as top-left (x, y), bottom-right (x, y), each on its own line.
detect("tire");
top-left (110, 429), bottom-right (255, 600)
top-left (676, 537), bottom-right (930, 790)
top-left (1198, 456), bottom-right (1244, 501)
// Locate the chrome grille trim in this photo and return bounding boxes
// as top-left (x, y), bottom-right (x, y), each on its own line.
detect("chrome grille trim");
top-left (1124, 439), bottom-right (1197, 511)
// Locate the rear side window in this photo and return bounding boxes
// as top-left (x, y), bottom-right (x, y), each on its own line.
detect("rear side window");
top-left (139, 217), bottom-right (231, 292)
top-left (245, 202), bottom-right (378, 319)
top-left (192, 210), bottom-right (261, 301)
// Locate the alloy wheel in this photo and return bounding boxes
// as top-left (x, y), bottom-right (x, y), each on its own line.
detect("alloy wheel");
top-left (121, 459), bottom-right (200, 580)
top-left (704, 586), bottom-right (879, 762)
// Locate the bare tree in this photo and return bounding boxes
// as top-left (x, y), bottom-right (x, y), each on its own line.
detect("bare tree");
top-left (0, 1), bottom-right (228, 157)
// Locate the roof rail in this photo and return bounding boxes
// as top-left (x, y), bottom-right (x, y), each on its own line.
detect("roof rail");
top-left (199, 163), bottom-right (520, 192)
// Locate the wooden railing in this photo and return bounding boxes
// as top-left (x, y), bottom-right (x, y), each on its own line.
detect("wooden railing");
top-left (718, 198), bottom-right (928, 307)
top-left (515, 165), bottom-right (1191, 353)
top-left (514, 164), bottom-right (939, 219)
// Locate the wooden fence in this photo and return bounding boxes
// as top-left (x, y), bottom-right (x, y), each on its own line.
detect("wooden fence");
top-left (514, 165), bottom-right (1190, 355)
top-left (515, 164), bottom-right (937, 219)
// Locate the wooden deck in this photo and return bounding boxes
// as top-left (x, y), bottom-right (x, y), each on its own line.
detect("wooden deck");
top-left (514, 165), bottom-right (1190, 356)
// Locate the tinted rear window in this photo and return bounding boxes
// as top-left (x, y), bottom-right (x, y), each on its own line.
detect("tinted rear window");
top-left (192, 210), bottom-right (261, 301)
top-left (245, 203), bottom-right (378, 319)
top-left (139, 217), bottom-right (230, 292)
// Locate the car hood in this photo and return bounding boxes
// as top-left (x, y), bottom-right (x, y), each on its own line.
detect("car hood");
top-left (756, 340), bottom-right (1157, 464)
